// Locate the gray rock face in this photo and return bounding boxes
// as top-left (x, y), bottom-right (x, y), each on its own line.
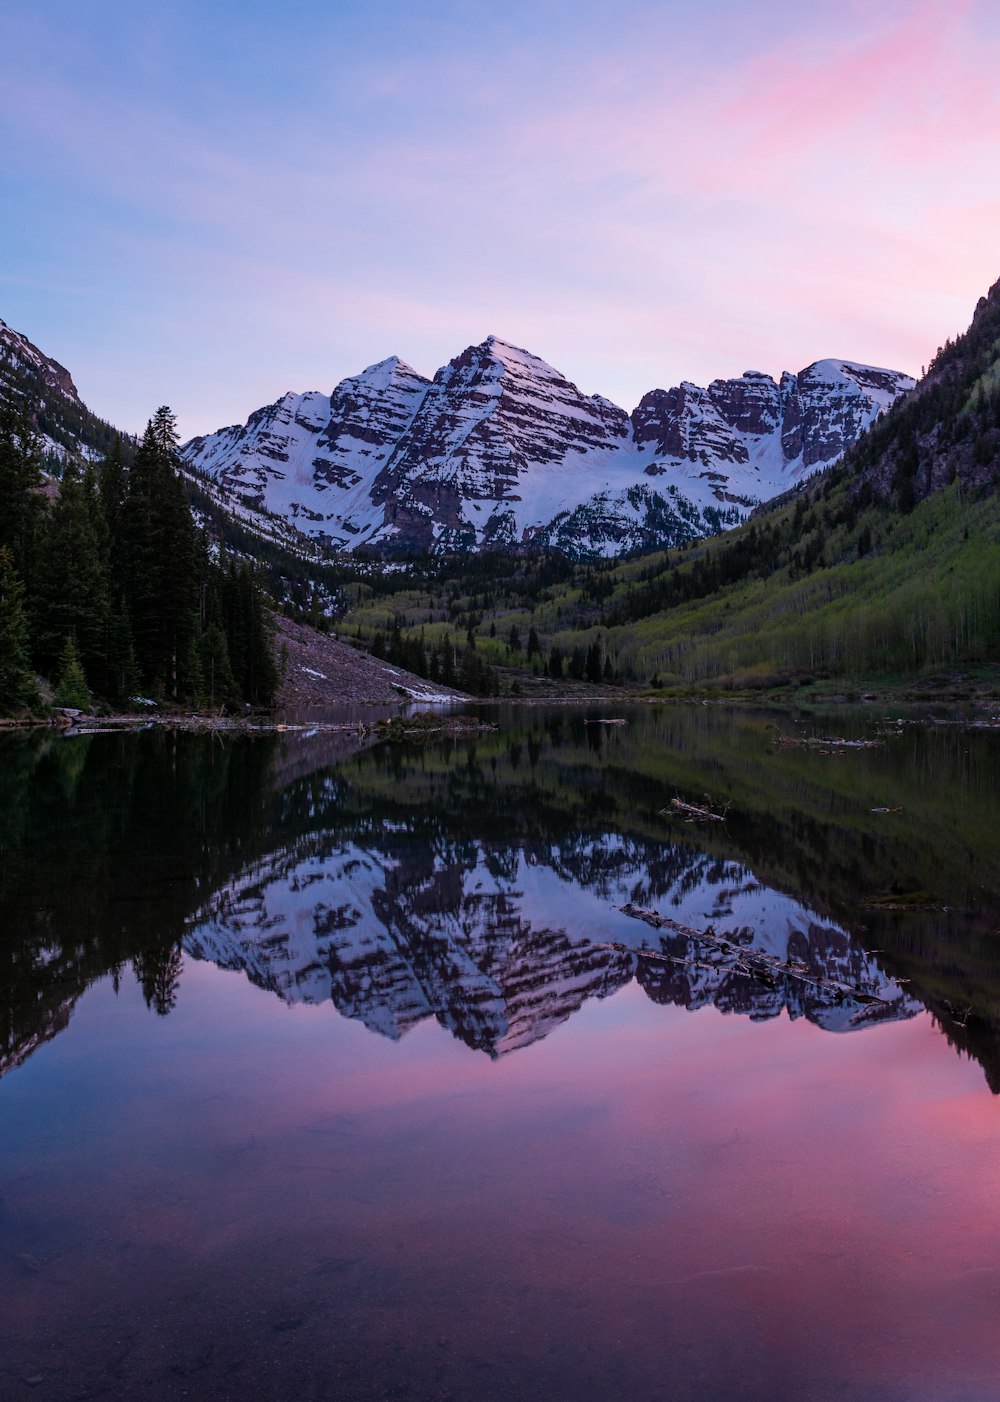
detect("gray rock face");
top-left (369, 336), bottom-right (633, 553)
top-left (0, 319), bottom-right (82, 408)
top-left (180, 340), bottom-right (915, 559)
top-left (632, 382), bottom-right (751, 465)
top-left (632, 361), bottom-right (913, 473)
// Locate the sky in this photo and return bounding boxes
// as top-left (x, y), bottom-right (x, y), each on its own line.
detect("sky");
top-left (2, 0), bottom-right (1000, 439)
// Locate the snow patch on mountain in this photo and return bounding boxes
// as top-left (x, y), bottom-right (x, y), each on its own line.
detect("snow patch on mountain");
top-left (182, 339), bottom-right (915, 560)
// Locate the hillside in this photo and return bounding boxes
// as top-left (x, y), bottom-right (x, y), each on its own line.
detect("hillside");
top-left (337, 280), bottom-right (1000, 694)
top-left (850, 275), bottom-right (1000, 506)
top-left (0, 319), bottom-right (121, 464)
top-left (275, 616), bottom-right (466, 708)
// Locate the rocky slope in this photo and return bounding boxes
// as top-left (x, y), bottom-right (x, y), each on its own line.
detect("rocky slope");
top-left (275, 615), bottom-right (466, 708)
top-left (847, 276), bottom-right (1000, 505)
top-left (0, 318), bottom-right (120, 463)
top-left (184, 337), bottom-right (914, 559)
top-left (184, 356), bottom-right (432, 549)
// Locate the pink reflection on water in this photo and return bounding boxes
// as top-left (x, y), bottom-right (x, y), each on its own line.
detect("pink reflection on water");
top-left (2, 967), bottom-right (1000, 1399)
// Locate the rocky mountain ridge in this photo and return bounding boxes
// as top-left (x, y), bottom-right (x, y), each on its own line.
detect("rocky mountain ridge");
top-left (0, 311), bottom-right (916, 560)
top-left (846, 275), bottom-right (1000, 506)
top-left (183, 336), bottom-right (914, 559)
top-left (0, 318), bottom-right (120, 463)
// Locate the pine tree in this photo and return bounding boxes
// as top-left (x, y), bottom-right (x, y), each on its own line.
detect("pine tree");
top-left (200, 622), bottom-right (239, 710)
top-left (0, 548), bottom-right (40, 714)
top-left (120, 408), bottom-right (198, 698)
top-left (105, 599), bottom-right (141, 701)
top-left (32, 463), bottom-right (111, 687)
top-left (0, 406), bottom-right (45, 582)
top-left (133, 942), bottom-right (183, 1016)
top-left (237, 563), bottom-right (278, 705)
top-left (53, 633), bottom-right (91, 710)
top-left (441, 633), bottom-right (456, 687)
top-left (98, 435), bottom-right (127, 589)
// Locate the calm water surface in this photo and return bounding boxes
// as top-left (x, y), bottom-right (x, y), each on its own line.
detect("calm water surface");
top-left (2, 705), bottom-right (1000, 1400)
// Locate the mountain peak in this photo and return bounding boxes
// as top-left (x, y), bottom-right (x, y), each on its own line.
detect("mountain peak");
top-left (184, 329), bottom-right (913, 559)
top-left (350, 355), bottom-right (427, 393)
top-left (465, 334), bottom-right (557, 375)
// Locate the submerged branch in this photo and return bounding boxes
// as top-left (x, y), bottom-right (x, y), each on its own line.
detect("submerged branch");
top-left (662, 796), bottom-right (731, 823)
top-left (612, 902), bottom-right (895, 1006)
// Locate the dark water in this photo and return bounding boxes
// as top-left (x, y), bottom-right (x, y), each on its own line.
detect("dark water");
top-left (3, 705), bottom-right (1000, 1400)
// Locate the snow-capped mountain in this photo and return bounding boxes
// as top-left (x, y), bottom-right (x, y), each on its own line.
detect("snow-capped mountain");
top-left (183, 356), bottom-right (432, 543)
top-left (182, 337), bottom-right (915, 559)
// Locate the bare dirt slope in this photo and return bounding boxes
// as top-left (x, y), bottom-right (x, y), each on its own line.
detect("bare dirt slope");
top-left (275, 617), bottom-right (468, 708)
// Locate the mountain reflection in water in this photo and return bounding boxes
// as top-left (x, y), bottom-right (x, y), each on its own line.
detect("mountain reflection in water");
top-left (184, 828), bottom-right (918, 1054)
top-left (2, 705), bottom-right (999, 1083)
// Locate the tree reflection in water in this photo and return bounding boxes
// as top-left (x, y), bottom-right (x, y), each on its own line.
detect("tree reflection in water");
top-left (3, 706), bottom-right (1000, 1085)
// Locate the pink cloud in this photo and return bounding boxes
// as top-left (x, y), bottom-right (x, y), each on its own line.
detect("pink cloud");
top-left (4, 2), bottom-right (1000, 435)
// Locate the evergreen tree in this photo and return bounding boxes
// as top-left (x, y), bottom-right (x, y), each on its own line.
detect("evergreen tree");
top-left (53, 633), bottom-right (91, 710)
top-left (200, 622), bottom-right (239, 710)
top-left (120, 408), bottom-right (198, 698)
top-left (32, 463), bottom-right (111, 687)
top-left (0, 406), bottom-right (45, 581)
top-left (237, 563), bottom-right (278, 704)
top-left (105, 599), bottom-right (141, 701)
top-left (441, 633), bottom-right (456, 686)
top-left (585, 639), bottom-right (603, 683)
top-left (98, 436), bottom-right (127, 588)
top-left (133, 942), bottom-right (183, 1016)
top-left (526, 626), bottom-right (541, 659)
top-left (0, 397), bottom-right (279, 713)
top-left (0, 548), bottom-right (40, 714)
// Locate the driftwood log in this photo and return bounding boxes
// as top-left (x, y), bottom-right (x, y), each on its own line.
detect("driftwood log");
top-left (606, 903), bottom-right (897, 1006)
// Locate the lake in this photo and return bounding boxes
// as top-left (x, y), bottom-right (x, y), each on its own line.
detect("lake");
top-left (2, 704), bottom-right (1000, 1401)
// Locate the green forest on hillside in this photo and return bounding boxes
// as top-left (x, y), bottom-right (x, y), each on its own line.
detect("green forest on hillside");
top-left (334, 286), bottom-right (1000, 694)
top-left (331, 474), bottom-right (1000, 693)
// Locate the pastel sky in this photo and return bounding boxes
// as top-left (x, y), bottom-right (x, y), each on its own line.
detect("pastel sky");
top-left (2, 0), bottom-right (1000, 438)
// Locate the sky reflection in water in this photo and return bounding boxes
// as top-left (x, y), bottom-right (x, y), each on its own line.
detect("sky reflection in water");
top-left (2, 708), bottom-right (1000, 1400)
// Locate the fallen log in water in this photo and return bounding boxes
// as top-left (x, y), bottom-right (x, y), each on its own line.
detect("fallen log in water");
top-left (775, 735), bottom-right (882, 751)
top-left (662, 796), bottom-right (731, 823)
top-left (611, 902), bottom-right (895, 1006)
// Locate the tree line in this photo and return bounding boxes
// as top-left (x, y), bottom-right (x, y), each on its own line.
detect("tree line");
top-left (0, 405), bottom-right (277, 714)
top-left (371, 621), bottom-right (502, 695)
